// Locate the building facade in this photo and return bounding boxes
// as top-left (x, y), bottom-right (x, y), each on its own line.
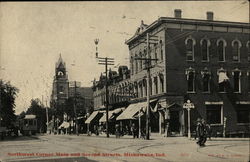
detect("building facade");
top-left (125, 10), bottom-right (250, 137)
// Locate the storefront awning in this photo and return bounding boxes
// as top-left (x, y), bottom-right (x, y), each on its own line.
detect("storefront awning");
top-left (58, 122), bottom-right (70, 129)
top-left (117, 102), bottom-right (147, 120)
top-left (99, 108), bottom-right (125, 123)
top-left (85, 111), bottom-right (99, 124)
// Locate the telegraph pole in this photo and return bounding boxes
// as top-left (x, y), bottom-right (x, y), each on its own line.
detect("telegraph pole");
top-left (94, 39), bottom-right (114, 138)
top-left (74, 81), bottom-right (79, 135)
top-left (134, 33), bottom-right (158, 140)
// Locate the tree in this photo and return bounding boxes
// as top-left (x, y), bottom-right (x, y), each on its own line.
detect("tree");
top-left (26, 98), bottom-right (46, 133)
top-left (0, 80), bottom-right (19, 127)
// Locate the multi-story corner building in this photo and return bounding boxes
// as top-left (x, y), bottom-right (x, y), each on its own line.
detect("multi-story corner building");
top-left (125, 10), bottom-right (250, 137)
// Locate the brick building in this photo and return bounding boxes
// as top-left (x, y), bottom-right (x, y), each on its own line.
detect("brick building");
top-left (125, 10), bottom-right (250, 137)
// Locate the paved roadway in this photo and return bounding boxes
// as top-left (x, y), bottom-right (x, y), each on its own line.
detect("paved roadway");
top-left (0, 134), bottom-right (249, 162)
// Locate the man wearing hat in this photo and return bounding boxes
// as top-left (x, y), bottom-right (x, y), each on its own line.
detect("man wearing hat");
top-left (196, 118), bottom-right (206, 146)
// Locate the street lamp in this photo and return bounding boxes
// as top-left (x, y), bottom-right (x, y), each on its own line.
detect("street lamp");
top-left (183, 99), bottom-right (195, 139)
top-left (94, 38), bottom-right (114, 138)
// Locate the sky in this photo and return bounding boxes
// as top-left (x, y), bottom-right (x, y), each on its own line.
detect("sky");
top-left (0, 1), bottom-right (249, 114)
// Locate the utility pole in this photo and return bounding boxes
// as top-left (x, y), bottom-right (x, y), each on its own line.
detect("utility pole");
top-left (46, 99), bottom-right (49, 133)
top-left (134, 33), bottom-right (158, 140)
top-left (94, 39), bottom-right (114, 138)
top-left (73, 81), bottom-right (79, 136)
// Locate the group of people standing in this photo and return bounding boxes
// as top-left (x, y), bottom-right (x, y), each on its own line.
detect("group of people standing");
top-left (195, 118), bottom-right (211, 147)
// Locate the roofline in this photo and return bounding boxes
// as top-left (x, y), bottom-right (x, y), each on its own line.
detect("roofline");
top-left (125, 17), bottom-right (250, 45)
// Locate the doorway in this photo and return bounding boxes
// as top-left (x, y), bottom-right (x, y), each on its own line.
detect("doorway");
top-left (169, 110), bottom-right (180, 134)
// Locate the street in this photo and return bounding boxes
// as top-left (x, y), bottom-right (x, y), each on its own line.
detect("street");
top-left (0, 134), bottom-right (249, 162)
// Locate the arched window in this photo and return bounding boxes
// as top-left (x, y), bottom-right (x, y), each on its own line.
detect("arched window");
top-left (200, 38), bottom-right (210, 62)
top-left (149, 78), bottom-right (152, 95)
top-left (160, 40), bottom-right (164, 61)
top-left (185, 36), bottom-right (196, 61)
top-left (154, 44), bottom-right (158, 64)
top-left (201, 68), bottom-right (211, 93)
top-left (143, 79), bottom-right (147, 96)
top-left (159, 73), bottom-right (164, 93)
top-left (185, 67), bottom-right (195, 92)
top-left (135, 54), bottom-right (138, 73)
top-left (247, 72), bottom-right (250, 92)
top-left (130, 54), bottom-right (134, 75)
top-left (232, 39), bottom-right (241, 62)
top-left (154, 77), bottom-right (158, 94)
top-left (232, 69), bottom-right (241, 93)
top-left (217, 38), bottom-right (227, 62)
top-left (217, 68), bottom-right (229, 93)
top-left (247, 41), bottom-right (250, 62)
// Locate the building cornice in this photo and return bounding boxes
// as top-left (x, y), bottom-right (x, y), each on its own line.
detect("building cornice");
top-left (126, 17), bottom-right (250, 45)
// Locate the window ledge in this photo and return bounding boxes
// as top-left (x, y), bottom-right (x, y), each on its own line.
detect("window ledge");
top-left (218, 92), bottom-right (226, 94)
top-left (201, 60), bottom-right (209, 63)
top-left (187, 91), bottom-right (196, 94)
top-left (237, 123), bottom-right (250, 126)
top-left (234, 92), bottom-right (241, 94)
top-left (210, 124), bottom-right (223, 126)
top-left (218, 61), bottom-right (226, 63)
top-left (186, 60), bottom-right (195, 62)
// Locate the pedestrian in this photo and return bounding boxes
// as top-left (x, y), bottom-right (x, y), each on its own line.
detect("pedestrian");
top-left (206, 123), bottom-right (212, 140)
top-left (200, 119), bottom-right (207, 146)
top-left (132, 123), bottom-right (138, 138)
top-left (194, 118), bottom-right (201, 140)
top-left (196, 118), bottom-right (206, 147)
top-left (115, 124), bottom-right (120, 138)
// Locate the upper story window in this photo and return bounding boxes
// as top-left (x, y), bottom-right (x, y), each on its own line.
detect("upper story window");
top-left (154, 45), bottom-right (158, 64)
top-left (247, 41), bottom-right (250, 62)
top-left (232, 69), bottom-right (241, 93)
top-left (159, 73), bottom-right (164, 93)
top-left (217, 68), bottom-right (229, 93)
top-left (135, 54), bottom-right (138, 73)
top-left (154, 76), bottom-right (158, 94)
top-left (217, 38), bottom-right (227, 62)
top-left (139, 52), bottom-right (143, 71)
top-left (247, 72), bottom-right (250, 93)
top-left (149, 78), bottom-right (152, 95)
top-left (185, 36), bottom-right (196, 61)
top-left (160, 40), bottom-right (164, 61)
top-left (200, 38), bottom-right (211, 62)
top-left (185, 67), bottom-right (195, 93)
top-left (201, 68), bottom-right (211, 93)
top-left (232, 39), bottom-right (242, 62)
top-left (130, 54), bottom-right (134, 75)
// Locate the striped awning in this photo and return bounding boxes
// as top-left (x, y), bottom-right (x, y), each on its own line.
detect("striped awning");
top-left (85, 111), bottom-right (99, 124)
top-left (99, 108), bottom-right (124, 123)
top-left (116, 102), bottom-right (147, 120)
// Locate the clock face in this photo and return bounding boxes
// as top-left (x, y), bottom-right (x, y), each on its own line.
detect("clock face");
top-left (57, 71), bottom-right (64, 76)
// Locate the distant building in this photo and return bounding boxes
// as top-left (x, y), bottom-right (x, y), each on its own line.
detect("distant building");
top-left (51, 55), bottom-right (93, 121)
top-left (51, 54), bottom-right (69, 115)
top-left (92, 66), bottom-right (131, 111)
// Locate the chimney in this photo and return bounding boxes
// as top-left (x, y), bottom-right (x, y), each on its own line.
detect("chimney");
top-left (206, 11), bottom-right (214, 21)
top-left (174, 9), bottom-right (182, 18)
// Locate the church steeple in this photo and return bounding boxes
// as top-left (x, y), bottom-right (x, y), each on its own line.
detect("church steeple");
top-left (56, 53), bottom-right (66, 69)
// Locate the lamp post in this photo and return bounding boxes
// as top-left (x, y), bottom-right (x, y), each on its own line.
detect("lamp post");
top-left (183, 99), bottom-right (195, 139)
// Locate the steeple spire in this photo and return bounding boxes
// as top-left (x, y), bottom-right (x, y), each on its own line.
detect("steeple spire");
top-left (56, 53), bottom-right (66, 68)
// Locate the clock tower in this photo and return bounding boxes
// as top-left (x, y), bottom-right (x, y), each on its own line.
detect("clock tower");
top-left (51, 54), bottom-right (69, 109)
